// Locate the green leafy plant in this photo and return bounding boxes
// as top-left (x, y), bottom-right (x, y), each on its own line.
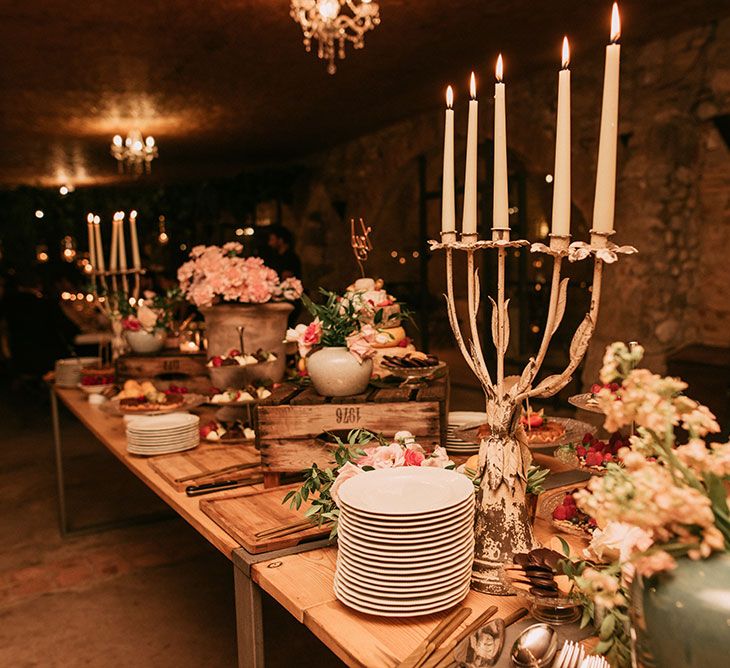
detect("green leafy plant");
top-left (283, 429), bottom-right (382, 538)
top-left (301, 289), bottom-right (361, 348)
top-left (526, 464), bottom-right (550, 495)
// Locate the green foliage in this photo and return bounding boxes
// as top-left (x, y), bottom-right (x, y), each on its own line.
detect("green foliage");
top-left (301, 289), bottom-right (361, 347)
top-left (282, 428), bottom-right (382, 537)
top-left (526, 464), bottom-right (550, 495)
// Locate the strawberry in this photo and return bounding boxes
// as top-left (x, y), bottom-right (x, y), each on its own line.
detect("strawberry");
top-left (563, 505), bottom-right (577, 520)
top-left (590, 383), bottom-right (602, 394)
top-left (582, 432), bottom-right (593, 445)
top-left (553, 506), bottom-right (569, 520)
top-left (228, 349), bottom-right (240, 357)
top-left (576, 445), bottom-right (587, 458)
top-left (199, 422), bottom-right (217, 438)
top-left (563, 494), bottom-right (576, 507)
top-left (603, 453), bottom-right (614, 464)
top-left (210, 356), bottom-right (223, 368)
top-left (585, 451), bottom-right (604, 467)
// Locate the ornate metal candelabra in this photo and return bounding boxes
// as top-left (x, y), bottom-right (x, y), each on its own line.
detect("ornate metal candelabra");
top-left (430, 227), bottom-right (636, 594)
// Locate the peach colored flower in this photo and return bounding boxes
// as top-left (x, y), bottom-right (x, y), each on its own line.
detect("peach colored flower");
top-left (586, 522), bottom-right (653, 563)
top-left (370, 443), bottom-right (406, 469)
top-left (633, 550), bottom-right (677, 577)
top-left (330, 462), bottom-right (363, 504)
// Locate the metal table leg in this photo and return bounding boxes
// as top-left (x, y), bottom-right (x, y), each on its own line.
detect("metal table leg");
top-left (50, 386), bottom-right (173, 537)
top-left (231, 538), bottom-right (333, 667)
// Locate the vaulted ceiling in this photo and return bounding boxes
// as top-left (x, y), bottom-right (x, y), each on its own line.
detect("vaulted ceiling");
top-left (0, 0), bottom-right (727, 186)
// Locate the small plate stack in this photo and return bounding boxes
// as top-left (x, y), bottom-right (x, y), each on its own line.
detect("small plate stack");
top-left (125, 413), bottom-right (200, 456)
top-left (334, 467), bottom-right (475, 617)
top-left (445, 411), bottom-right (486, 456)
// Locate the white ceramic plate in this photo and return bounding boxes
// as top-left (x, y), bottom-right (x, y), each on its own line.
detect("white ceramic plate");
top-left (334, 573), bottom-right (470, 605)
top-left (338, 512), bottom-right (474, 542)
top-left (448, 411), bottom-right (487, 425)
top-left (337, 503), bottom-right (474, 532)
top-left (127, 443), bottom-right (198, 456)
top-left (337, 540), bottom-right (475, 571)
top-left (336, 545), bottom-right (475, 577)
top-left (333, 580), bottom-right (470, 616)
top-left (126, 413), bottom-right (199, 431)
top-left (337, 467), bottom-right (475, 516)
top-left (337, 494), bottom-right (474, 525)
top-left (338, 522), bottom-right (473, 554)
top-left (335, 556), bottom-right (473, 590)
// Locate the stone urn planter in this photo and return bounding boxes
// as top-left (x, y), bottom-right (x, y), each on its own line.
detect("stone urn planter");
top-left (306, 347), bottom-right (372, 397)
top-left (124, 328), bottom-right (166, 354)
top-left (201, 303), bottom-right (293, 384)
top-left (630, 553), bottom-right (730, 667)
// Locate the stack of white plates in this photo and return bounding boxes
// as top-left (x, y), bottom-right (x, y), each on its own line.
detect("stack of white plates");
top-left (334, 467), bottom-right (475, 617)
top-left (125, 413), bottom-right (200, 456)
top-left (55, 357), bottom-right (100, 388)
top-left (446, 411), bottom-right (487, 455)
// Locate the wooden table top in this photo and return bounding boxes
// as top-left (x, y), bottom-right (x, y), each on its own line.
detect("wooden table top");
top-left (55, 385), bottom-right (589, 668)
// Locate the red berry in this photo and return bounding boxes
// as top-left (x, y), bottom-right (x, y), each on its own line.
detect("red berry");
top-left (553, 506), bottom-right (569, 520)
top-left (603, 453), bottom-right (614, 464)
top-left (228, 349), bottom-right (240, 357)
top-left (564, 494), bottom-right (577, 507)
top-left (591, 384), bottom-right (602, 394)
top-left (563, 505), bottom-right (578, 520)
top-left (576, 446), bottom-right (587, 458)
top-left (589, 518), bottom-right (598, 527)
top-left (582, 432), bottom-right (593, 445)
top-left (585, 451), bottom-right (604, 467)
top-left (610, 383), bottom-right (620, 392)
top-left (211, 356), bottom-right (223, 367)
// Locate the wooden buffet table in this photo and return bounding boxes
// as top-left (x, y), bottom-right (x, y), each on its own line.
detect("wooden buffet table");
top-left (50, 385), bottom-right (587, 668)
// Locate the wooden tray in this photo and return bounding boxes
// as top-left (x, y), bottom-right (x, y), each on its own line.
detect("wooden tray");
top-left (200, 484), bottom-right (331, 554)
top-left (147, 443), bottom-right (261, 492)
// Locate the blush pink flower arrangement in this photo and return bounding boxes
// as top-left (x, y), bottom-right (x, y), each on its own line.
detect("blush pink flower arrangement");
top-left (177, 243), bottom-right (303, 308)
top-left (284, 429), bottom-right (457, 537)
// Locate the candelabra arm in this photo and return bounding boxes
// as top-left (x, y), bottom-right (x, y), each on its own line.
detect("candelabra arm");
top-left (444, 247), bottom-right (487, 385)
top-left (496, 247), bottom-right (507, 389)
top-left (519, 255), bottom-right (603, 402)
top-left (466, 249), bottom-right (493, 387)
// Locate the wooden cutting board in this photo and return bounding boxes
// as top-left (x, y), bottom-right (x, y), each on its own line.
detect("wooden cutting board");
top-left (147, 443), bottom-right (261, 492)
top-left (200, 484), bottom-right (331, 554)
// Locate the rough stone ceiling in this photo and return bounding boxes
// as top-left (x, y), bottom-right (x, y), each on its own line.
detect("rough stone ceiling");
top-left (0, 0), bottom-right (727, 187)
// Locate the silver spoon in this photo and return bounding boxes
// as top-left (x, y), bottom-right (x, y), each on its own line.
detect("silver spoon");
top-left (510, 623), bottom-right (558, 667)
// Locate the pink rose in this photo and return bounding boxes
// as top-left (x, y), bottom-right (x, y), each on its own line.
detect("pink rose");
top-left (121, 316), bottom-right (141, 331)
top-left (303, 319), bottom-right (322, 346)
top-left (330, 462), bottom-right (363, 505)
top-left (346, 324), bottom-right (377, 364)
top-left (404, 449), bottom-right (425, 466)
top-left (370, 443), bottom-right (406, 469)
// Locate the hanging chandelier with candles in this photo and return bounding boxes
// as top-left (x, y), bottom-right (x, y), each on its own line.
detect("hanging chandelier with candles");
top-left (290, 0), bottom-right (380, 75)
top-left (110, 130), bottom-right (158, 175)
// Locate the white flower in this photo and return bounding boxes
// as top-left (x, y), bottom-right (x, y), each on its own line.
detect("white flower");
top-left (585, 522), bottom-right (653, 563)
top-left (136, 304), bottom-right (160, 331)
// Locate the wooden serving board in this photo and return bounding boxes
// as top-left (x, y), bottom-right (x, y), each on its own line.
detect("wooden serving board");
top-left (147, 443), bottom-right (261, 492)
top-left (200, 484), bottom-right (331, 554)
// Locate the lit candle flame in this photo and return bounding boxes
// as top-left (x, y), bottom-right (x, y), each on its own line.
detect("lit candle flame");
top-left (446, 85), bottom-right (454, 108)
top-left (562, 36), bottom-right (570, 68)
top-left (610, 3), bottom-right (621, 43)
top-left (469, 73), bottom-right (476, 99)
top-left (130, 210), bottom-right (137, 219)
top-left (496, 54), bottom-right (503, 82)
top-left (87, 213), bottom-right (94, 224)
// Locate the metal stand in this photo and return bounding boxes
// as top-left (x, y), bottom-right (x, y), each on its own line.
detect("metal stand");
top-left (50, 388), bottom-right (173, 536)
top-left (232, 538), bottom-right (334, 668)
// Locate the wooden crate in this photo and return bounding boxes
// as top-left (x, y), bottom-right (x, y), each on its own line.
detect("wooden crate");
top-left (115, 352), bottom-right (210, 393)
top-left (255, 377), bottom-right (448, 487)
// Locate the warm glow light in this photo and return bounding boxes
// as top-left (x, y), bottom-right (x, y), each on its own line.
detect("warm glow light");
top-left (130, 210), bottom-right (137, 219)
top-left (496, 54), bottom-right (503, 82)
top-left (469, 73), bottom-right (476, 99)
top-left (35, 210), bottom-right (44, 219)
top-left (446, 85), bottom-right (453, 109)
top-left (318, 0), bottom-right (339, 20)
top-left (87, 213), bottom-right (94, 224)
top-left (113, 211), bottom-right (124, 221)
top-left (562, 36), bottom-right (570, 68)
top-left (93, 215), bottom-right (100, 225)
top-left (86, 294), bottom-right (94, 303)
top-left (59, 185), bottom-right (69, 195)
top-left (610, 3), bottom-right (621, 43)
top-left (235, 227), bottom-right (244, 237)
top-left (158, 232), bottom-right (169, 244)
top-left (113, 134), bottom-right (123, 147)
top-left (145, 136), bottom-right (155, 147)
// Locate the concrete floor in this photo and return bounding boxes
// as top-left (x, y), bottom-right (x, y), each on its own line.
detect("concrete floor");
top-left (0, 383), bottom-right (344, 668)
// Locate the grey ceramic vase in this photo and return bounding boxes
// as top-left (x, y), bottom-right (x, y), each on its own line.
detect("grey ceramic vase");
top-left (201, 302), bottom-right (293, 383)
top-left (630, 552), bottom-right (730, 667)
top-left (124, 329), bottom-right (166, 354)
top-left (306, 347), bottom-right (372, 397)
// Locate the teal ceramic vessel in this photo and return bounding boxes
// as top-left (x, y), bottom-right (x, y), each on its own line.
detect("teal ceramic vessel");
top-left (630, 553), bottom-right (730, 667)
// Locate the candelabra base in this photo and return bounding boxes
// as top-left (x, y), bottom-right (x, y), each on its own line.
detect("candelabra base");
top-left (470, 430), bottom-right (538, 596)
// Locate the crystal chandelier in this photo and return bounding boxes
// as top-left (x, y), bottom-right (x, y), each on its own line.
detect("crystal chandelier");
top-left (290, 0), bottom-right (380, 74)
top-left (110, 129), bottom-right (158, 175)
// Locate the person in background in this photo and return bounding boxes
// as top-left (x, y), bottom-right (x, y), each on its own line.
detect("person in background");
top-left (263, 225), bottom-right (302, 281)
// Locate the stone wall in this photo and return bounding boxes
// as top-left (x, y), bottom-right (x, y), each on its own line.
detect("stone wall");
top-left (284, 17), bottom-right (730, 386)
